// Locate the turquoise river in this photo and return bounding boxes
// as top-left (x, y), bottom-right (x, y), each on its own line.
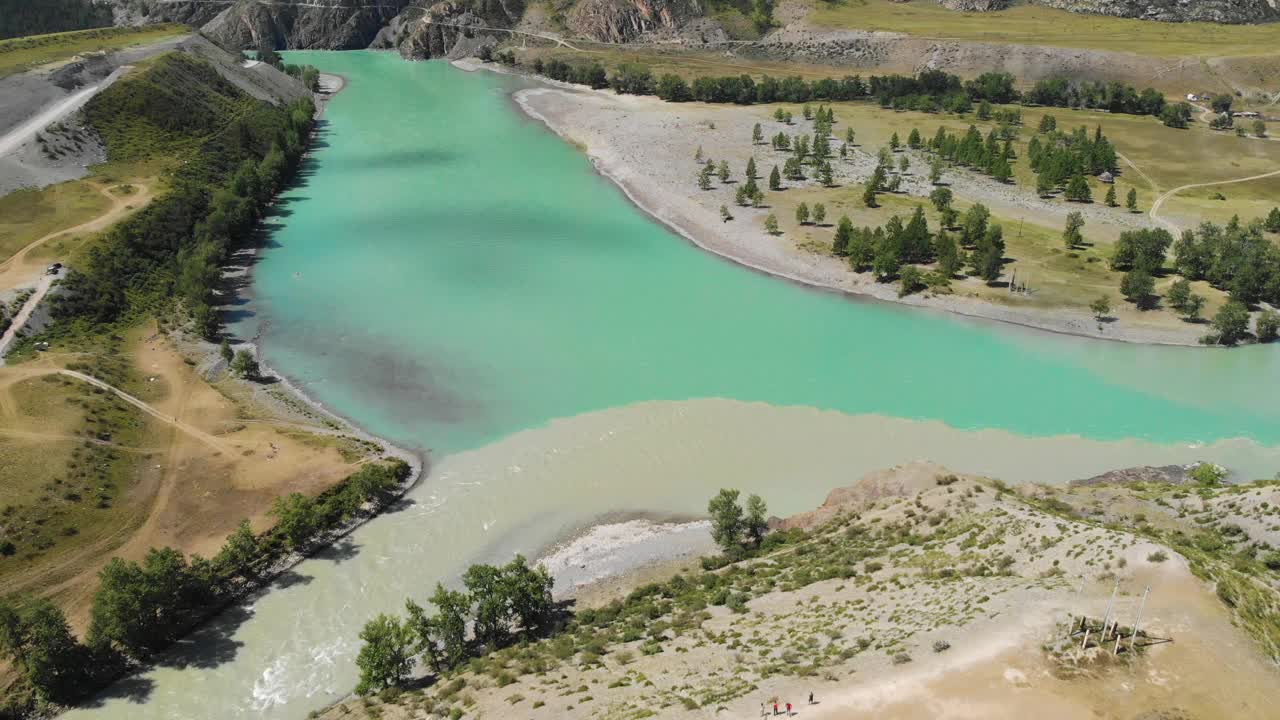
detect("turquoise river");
top-left (65, 52), bottom-right (1279, 719)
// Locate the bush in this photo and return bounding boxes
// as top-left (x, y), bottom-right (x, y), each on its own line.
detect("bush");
top-left (932, 640), bottom-right (951, 653)
top-left (1147, 550), bottom-right (1169, 563)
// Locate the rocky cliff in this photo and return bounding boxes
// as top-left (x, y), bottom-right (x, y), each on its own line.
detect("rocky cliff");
top-left (937, 0), bottom-right (1010, 11)
top-left (567, 0), bottom-right (703, 42)
top-left (375, 0), bottom-right (526, 60)
top-left (197, 0), bottom-right (413, 50)
top-left (1033, 0), bottom-right (1276, 23)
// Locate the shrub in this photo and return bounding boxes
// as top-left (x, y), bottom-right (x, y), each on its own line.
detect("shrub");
top-left (932, 640), bottom-right (951, 653)
top-left (1147, 550), bottom-right (1169, 563)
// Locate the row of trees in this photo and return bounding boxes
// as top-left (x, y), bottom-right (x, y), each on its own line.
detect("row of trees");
top-left (355, 488), bottom-right (787, 694)
top-left (1023, 77), bottom-right (1166, 117)
top-left (522, 59), bottom-right (1167, 120)
top-left (0, 0), bottom-right (112, 39)
top-left (0, 461), bottom-right (409, 712)
top-left (926, 125), bottom-right (1015, 184)
top-left (529, 58), bottom-right (608, 89)
top-left (354, 556), bottom-right (555, 694)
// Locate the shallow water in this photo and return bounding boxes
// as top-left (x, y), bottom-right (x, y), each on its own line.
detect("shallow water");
top-left (66, 52), bottom-right (1280, 719)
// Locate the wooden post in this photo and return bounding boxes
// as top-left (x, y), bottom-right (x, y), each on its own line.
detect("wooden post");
top-left (1129, 586), bottom-right (1150, 653)
top-left (1100, 579), bottom-right (1119, 636)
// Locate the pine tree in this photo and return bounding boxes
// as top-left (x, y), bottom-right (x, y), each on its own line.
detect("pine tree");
top-left (1036, 173), bottom-right (1054, 198)
top-left (735, 185), bottom-right (749, 206)
top-left (990, 156), bottom-right (1012, 184)
top-left (845, 127), bottom-right (855, 145)
top-left (812, 202), bottom-right (826, 225)
top-left (1264, 207), bottom-right (1280, 233)
top-left (898, 155), bottom-right (910, 175)
top-left (1065, 174), bottom-right (1092, 202)
top-left (907, 128), bottom-right (922, 149)
top-left (934, 229), bottom-right (959, 278)
top-left (928, 157), bottom-right (943, 185)
top-left (832, 216), bottom-right (853, 255)
top-left (818, 161), bottom-right (834, 187)
top-left (752, 123), bottom-right (763, 145)
top-left (764, 213), bottom-right (779, 235)
top-left (746, 156), bottom-right (757, 179)
top-left (863, 180), bottom-right (878, 208)
top-left (839, 143), bottom-right (848, 159)
top-left (695, 145), bottom-right (704, 163)
top-left (1126, 188), bottom-right (1138, 212)
top-left (697, 165), bottom-right (712, 191)
top-left (889, 132), bottom-right (900, 151)
top-left (718, 160), bottom-right (730, 183)
top-left (1104, 184), bottom-right (1117, 207)
top-left (795, 202), bottom-right (810, 225)
top-left (1062, 211), bottom-right (1085, 249)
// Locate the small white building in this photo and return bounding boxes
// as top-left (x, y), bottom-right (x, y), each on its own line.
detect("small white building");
top-left (1098, 171), bottom-right (1115, 184)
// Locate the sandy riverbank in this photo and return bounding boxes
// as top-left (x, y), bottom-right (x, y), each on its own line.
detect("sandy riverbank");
top-left (509, 83), bottom-right (1207, 347)
top-left (536, 517), bottom-right (717, 605)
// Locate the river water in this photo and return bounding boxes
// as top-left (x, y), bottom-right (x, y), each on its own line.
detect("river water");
top-left (64, 52), bottom-right (1280, 720)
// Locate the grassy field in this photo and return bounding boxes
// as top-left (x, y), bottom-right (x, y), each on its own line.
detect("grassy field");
top-left (784, 100), bottom-right (1280, 217)
top-left (0, 23), bottom-right (187, 78)
top-left (1159, 174), bottom-right (1280, 229)
top-left (806, 0), bottom-right (1280, 58)
top-left (0, 181), bottom-right (110, 262)
top-left (0, 366), bottom-right (155, 591)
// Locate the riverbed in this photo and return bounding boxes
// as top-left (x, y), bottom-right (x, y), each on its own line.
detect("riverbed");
top-left (63, 51), bottom-right (1280, 720)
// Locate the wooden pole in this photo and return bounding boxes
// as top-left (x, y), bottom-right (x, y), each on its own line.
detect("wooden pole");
top-left (1129, 586), bottom-right (1151, 653)
top-left (1100, 579), bottom-right (1119, 635)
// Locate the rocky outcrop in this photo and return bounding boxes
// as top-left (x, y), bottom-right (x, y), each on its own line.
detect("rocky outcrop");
top-left (1031, 0), bottom-right (1279, 24)
top-left (937, 0), bottom-right (1010, 11)
top-left (376, 0), bottom-right (525, 60)
top-left (103, 0), bottom-right (226, 28)
top-left (196, 0), bottom-right (412, 50)
top-left (567, 0), bottom-right (703, 42)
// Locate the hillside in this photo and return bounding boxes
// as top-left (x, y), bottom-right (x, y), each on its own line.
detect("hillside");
top-left (92, 0), bottom-right (1280, 56)
top-left (0, 38), bottom-right (419, 720)
top-left (317, 461), bottom-right (1280, 719)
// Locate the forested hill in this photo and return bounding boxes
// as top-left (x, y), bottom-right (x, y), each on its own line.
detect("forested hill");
top-left (50, 38), bottom-right (316, 338)
top-left (0, 0), bottom-right (113, 40)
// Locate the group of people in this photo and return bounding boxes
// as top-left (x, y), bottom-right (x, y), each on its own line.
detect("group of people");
top-left (761, 692), bottom-right (816, 716)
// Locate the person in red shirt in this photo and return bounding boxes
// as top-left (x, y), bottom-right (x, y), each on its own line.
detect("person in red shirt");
top-left (786, 702), bottom-right (792, 715)
top-left (772, 701), bottom-right (779, 715)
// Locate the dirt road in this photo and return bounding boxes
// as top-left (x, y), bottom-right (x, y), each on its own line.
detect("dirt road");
top-left (0, 180), bottom-right (153, 293)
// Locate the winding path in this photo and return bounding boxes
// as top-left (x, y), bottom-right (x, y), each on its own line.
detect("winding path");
top-left (0, 273), bottom-right (57, 358)
top-left (1147, 167), bottom-right (1280, 234)
top-left (0, 365), bottom-right (230, 452)
top-left (0, 179), bottom-right (152, 285)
